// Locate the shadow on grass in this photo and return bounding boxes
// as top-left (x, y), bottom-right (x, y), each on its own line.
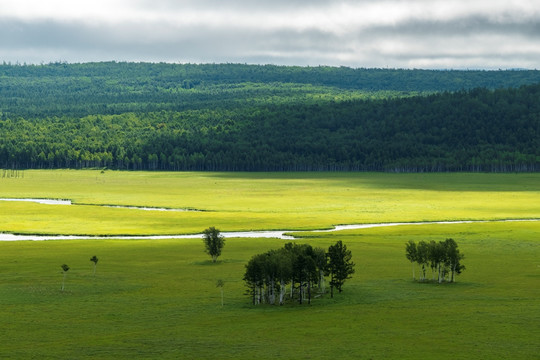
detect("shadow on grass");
top-left (191, 258), bottom-right (244, 266)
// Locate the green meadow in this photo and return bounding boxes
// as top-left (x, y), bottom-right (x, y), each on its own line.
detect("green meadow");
top-left (0, 222), bottom-right (538, 359)
top-left (0, 171), bottom-right (539, 359)
top-left (0, 170), bottom-right (538, 235)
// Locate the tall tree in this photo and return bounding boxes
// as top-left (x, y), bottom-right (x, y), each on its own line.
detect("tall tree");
top-left (326, 241), bottom-right (355, 298)
top-left (90, 255), bottom-right (98, 276)
top-left (202, 227), bottom-right (225, 263)
top-left (274, 248), bottom-right (293, 305)
top-left (61, 264), bottom-right (70, 291)
top-left (216, 279), bottom-right (225, 307)
top-left (313, 247), bottom-right (328, 293)
top-left (405, 240), bottom-right (417, 280)
top-left (244, 253), bottom-right (266, 305)
top-left (443, 238), bottom-right (465, 283)
top-left (416, 241), bottom-right (430, 281)
top-left (292, 250), bottom-right (317, 304)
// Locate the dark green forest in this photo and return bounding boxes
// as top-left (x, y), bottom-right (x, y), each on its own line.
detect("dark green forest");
top-left (1, 62), bottom-right (539, 171)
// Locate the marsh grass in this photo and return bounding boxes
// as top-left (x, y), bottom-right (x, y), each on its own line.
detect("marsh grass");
top-left (0, 171), bottom-right (538, 358)
top-left (0, 221), bottom-right (538, 359)
top-left (0, 170), bottom-right (539, 235)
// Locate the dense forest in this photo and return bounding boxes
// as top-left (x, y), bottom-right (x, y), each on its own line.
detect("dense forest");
top-left (1, 62), bottom-right (539, 172)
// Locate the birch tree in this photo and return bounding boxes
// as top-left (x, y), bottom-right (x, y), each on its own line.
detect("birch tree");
top-left (416, 241), bottom-right (430, 281)
top-left (216, 279), bottom-right (224, 307)
top-left (61, 264), bottom-right (70, 291)
top-left (90, 255), bottom-right (98, 276)
top-left (274, 248), bottom-right (293, 305)
top-left (443, 238), bottom-right (465, 282)
top-left (244, 253), bottom-right (265, 305)
top-left (292, 251), bottom-right (317, 304)
top-left (202, 227), bottom-right (225, 263)
top-left (429, 241), bottom-right (446, 283)
top-left (313, 247), bottom-right (328, 293)
top-left (405, 240), bottom-right (417, 280)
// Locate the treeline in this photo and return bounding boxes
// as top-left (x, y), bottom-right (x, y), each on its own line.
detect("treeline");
top-left (405, 239), bottom-right (465, 283)
top-left (0, 62), bottom-right (539, 172)
top-left (2, 62), bottom-right (540, 119)
top-left (243, 241), bottom-right (354, 305)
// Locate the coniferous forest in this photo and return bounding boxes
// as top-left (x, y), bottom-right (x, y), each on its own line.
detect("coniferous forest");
top-left (1, 62), bottom-right (539, 172)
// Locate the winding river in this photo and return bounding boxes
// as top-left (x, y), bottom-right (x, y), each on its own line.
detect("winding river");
top-left (0, 198), bottom-right (199, 212)
top-left (0, 198), bottom-right (538, 241)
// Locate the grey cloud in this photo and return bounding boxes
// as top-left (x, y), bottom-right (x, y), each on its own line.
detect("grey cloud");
top-left (336, 14), bottom-right (540, 68)
top-left (135, 0), bottom-right (336, 12)
top-left (357, 34), bottom-right (540, 70)
top-left (1, 12), bottom-right (539, 69)
top-left (0, 18), bottom-right (344, 61)
top-left (0, 19), bottom-right (103, 49)
top-left (361, 15), bottom-right (540, 38)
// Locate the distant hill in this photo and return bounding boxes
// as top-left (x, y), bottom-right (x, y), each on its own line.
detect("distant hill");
top-left (0, 62), bottom-right (539, 172)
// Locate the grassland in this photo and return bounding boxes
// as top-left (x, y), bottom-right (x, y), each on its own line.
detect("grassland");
top-left (0, 171), bottom-right (539, 359)
top-left (0, 170), bottom-right (538, 235)
top-left (0, 221), bottom-right (538, 359)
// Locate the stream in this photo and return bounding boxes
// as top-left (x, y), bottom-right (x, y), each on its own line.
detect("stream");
top-left (0, 220), bottom-right (537, 242)
top-left (0, 198), bottom-right (537, 241)
top-left (0, 198), bottom-right (199, 212)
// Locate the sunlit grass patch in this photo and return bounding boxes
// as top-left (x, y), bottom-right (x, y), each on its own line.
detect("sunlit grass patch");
top-left (0, 170), bottom-right (538, 236)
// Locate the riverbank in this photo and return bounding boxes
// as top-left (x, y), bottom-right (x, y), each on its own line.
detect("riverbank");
top-left (1, 218), bottom-right (538, 241)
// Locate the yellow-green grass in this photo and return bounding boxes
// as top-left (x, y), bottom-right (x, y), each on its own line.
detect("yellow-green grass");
top-left (0, 170), bottom-right (539, 235)
top-left (0, 221), bottom-right (538, 359)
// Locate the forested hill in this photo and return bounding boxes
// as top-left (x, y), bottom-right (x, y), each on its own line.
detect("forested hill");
top-left (0, 62), bottom-right (539, 172)
top-left (3, 62), bottom-right (540, 119)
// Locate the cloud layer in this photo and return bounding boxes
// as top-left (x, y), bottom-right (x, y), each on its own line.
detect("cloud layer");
top-left (1, 0), bottom-right (539, 68)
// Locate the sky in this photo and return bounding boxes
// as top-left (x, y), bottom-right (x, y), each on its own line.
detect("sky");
top-left (1, 0), bottom-right (539, 69)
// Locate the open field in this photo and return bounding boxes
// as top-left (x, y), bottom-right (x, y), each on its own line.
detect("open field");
top-left (0, 170), bottom-right (539, 235)
top-left (0, 221), bottom-right (538, 359)
top-left (0, 171), bottom-right (539, 358)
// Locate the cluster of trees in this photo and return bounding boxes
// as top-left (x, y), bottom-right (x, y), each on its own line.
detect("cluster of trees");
top-left (243, 241), bottom-right (354, 305)
top-left (1, 62), bottom-right (539, 172)
top-left (405, 239), bottom-right (465, 283)
top-left (1, 169), bottom-right (23, 178)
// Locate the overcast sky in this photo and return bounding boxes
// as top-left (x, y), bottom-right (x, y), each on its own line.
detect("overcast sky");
top-left (1, 0), bottom-right (539, 69)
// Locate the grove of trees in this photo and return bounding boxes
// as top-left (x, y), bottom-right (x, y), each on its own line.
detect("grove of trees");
top-left (243, 241), bottom-right (354, 306)
top-left (405, 238), bottom-right (465, 283)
